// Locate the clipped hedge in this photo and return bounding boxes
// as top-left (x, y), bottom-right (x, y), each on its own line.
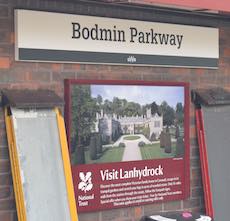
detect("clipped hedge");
top-left (119, 142), bottom-right (126, 148)
top-left (160, 131), bottom-right (166, 148)
top-left (164, 132), bottom-right (172, 154)
top-left (89, 135), bottom-right (97, 160)
top-left (176, 137), bottom-right (184, 157)
top-left (138, 141), bottom-right (146, 147)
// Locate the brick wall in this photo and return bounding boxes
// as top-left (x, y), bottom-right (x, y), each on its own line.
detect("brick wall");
top-left (0, 0), bottom-right (229, 221)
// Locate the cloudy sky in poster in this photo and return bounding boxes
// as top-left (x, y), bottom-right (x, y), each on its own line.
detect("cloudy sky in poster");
top-left (91, 85), bottom-right (184, 108)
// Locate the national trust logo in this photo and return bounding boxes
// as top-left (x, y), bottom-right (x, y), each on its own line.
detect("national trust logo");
top-left (78, 171), bottom-right (93, 193)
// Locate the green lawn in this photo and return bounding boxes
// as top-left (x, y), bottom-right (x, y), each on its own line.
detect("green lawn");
top-left (72, 145), bottom-right (125, 164)
top-left (140, 142), bottom-right (176, 160)
top-left (123, 135), bottom-right (140, 140)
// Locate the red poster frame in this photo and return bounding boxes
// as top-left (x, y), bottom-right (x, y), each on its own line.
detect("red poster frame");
top-left (195, 109), bottom-right (214, 218)
top-left (64, 79), bottom-right (190, 212)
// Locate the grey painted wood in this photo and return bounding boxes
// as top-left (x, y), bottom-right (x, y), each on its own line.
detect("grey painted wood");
top-left (202, 105), bottom-right (230, 221)
top-left (11, 108), bottom-right (71, 221)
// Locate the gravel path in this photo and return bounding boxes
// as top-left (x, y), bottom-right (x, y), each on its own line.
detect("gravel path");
top-left (122, 139), bottom-right (142, 161)
top-left (113, 134), bottom-right (151, 161)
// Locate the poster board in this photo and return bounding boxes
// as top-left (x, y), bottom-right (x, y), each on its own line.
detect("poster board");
top-left (4, 106), bottom-right (78, 221)
top-left (194, 88), bottom-right (230, 221)
top-left (64, 79), bottom-right (190, 212)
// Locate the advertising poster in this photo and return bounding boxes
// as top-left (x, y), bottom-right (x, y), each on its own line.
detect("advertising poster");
top-left (64, 80), bottom-right (190, 212)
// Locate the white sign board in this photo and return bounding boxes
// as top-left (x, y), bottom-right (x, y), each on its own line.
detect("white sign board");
top-left (15, 9), bottom-right (219, 68)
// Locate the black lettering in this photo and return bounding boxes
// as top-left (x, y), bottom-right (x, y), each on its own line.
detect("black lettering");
top-left (130, 27), bottom-right (137, 43)
top-left (72, 22), bottom-right (81, 39)
top-left (113, 25), bottom-right (117, 41)
top-left (145, 32), bottom-right (151, 44)
top-left (169, 34), bottom-right (176, 46)
top-left (151, 29), bottom-right (158, 44)
top-left (82, 27), bottom-right (90, 39)
top-left (158, 34), bottom-right (169, 45)
top-left (100, 28), bottom-right (112, 41)
top-left (91, 24), bottom-right (98, 40)
top-left (138, 31), bottom-right (145, 43)
top-left (117, 30), bottom-right (125, 42)
top-left (177, 35), bottom-right (183, 49)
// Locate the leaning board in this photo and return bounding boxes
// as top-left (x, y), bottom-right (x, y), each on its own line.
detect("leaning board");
top-left (201, 105), bottom-right (230, 221)
top-left (5, 107), bottom-right (78, 221)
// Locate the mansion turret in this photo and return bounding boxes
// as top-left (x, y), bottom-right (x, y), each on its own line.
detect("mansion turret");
top-left (94, 108), bottom-right (163, 143)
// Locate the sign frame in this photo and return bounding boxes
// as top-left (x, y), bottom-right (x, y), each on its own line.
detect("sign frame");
top-left (15, 9), bottom-right (219, 68)
top-left (64, 79), bottom-right (190, 212)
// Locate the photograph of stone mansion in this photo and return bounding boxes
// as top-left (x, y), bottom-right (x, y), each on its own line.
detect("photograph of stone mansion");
top-left (70, 84), bottom-right (185, 165)
top-left (95, 108), bottom-right (163, 144)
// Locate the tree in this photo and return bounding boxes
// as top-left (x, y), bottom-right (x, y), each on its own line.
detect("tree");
top-left (112, 97), bottom-right (122, 116)
top-left (71, 85), bottom-right (98, 153)
top-left (103, 99), bottom-right (113, 115)
top-left (123, 102), bottom-right (141, 116)
top-left (160, 101), bottom-right (175, 126)
top-left (175, 102), bottom-right (184, 125)
top-left (96, 95), bottom-right (103, 108)
top-left (151, 102), bottom-right (160, 115)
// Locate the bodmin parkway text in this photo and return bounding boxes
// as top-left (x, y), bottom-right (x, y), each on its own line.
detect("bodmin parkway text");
top-left (72, 23), bottom-right (184, 49)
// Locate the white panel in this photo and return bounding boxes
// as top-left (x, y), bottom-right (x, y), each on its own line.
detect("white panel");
top-left (15, 9), bottom-right (219, 58)
top-left (11, 108), bottom-right (71, 221)
top-left (202, 105), bottom-right (230, 221)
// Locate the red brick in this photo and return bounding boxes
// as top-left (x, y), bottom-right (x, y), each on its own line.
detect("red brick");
top-left (191, 187), bottom-right (203, 198)
top-left (0, 44), bottom-right (11, 56)
top-left (193, 69), bottom-right (206, 75)
top-left (51, 63), bottom-right (62, 72)
top-left (0, 18), bottom-right (11, 30)
top-left (0, 211), bottom-right (13, 221)
top-left (52, 71), bottom-right (76, 81)
top-left (191, 146), bottom-right (199, 158)
top-left (0, 160), bottom-right (10, 173)
top-left (0, 199), bottom-right (15, 210)
top-left (63, 63), bottom-right (81, 71)
top-left (223, 48), bottom-right (230, 57)
top-left (25, 71), bottom-right (51, 82)
top-left (0, 174), bottom-right (12, 186)
top-left (190, 126), bottom-right (196, 138)
top-left (0, 31), bottom-right (9, 43)
top-left (143, 203), bottom-right (163, 216)
top-left (191, 178), bottom-right (202, 188)
top-left (190, 138), bottom-right (198, 147)
top-left (0, 187), bottom-right (10, 199)
top-left (0, 147), bottom-right (9, 160)
top-left (76, 71), bottom-right (100, 80)
top-left (163, 201), bottom-right (182, 211)
top-left (0, 132), bottom-right (7, 147)
top-left (78, 212), bottom-right (100, 221)
top-left (0, 57), bottom-right (10, 69)
top-left (134, 207), bottom-right (143, 219)
top-left (120, 207), bottom-right (134, 219)
top-left (191, 168), bottom-right (201, 180)
top-left (2, 71), bottom-right (27, 83)
top-left (183, 199), bottom-right (201, 209)
top-left (169, 68), bottom-right (191, 75)
top-left (142, 72), bottom-right (162, 80)
top-left (11, 61), bottom-right (37, 70)
top-left (101, 208), bottom-right (122, 221)
top-left (190, 158), bottom-right (201, 168)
